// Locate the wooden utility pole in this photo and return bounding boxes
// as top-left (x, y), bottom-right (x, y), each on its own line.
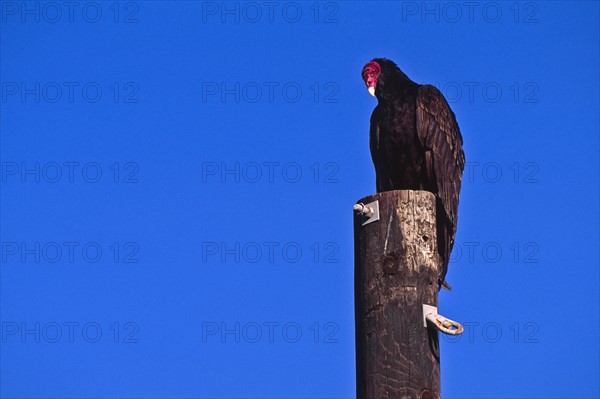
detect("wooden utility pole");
top-left (354, 190), bottom-right (442, 399)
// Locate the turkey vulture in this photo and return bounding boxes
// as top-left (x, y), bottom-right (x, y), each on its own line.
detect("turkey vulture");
top-left (361, 58), bottom-right (465, 290)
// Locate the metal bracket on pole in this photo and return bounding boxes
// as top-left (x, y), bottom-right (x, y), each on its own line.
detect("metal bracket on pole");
top-left (353, 200), bottom-right (380, 226)
top-left (422, 304), bottom-right (464, 336)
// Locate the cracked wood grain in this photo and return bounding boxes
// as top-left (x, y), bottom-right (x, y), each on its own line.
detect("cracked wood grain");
top-left (354, 190), bottom-right (441, 399)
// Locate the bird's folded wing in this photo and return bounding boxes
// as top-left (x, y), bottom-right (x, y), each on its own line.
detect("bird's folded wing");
top-left (416, 84), bottom-right (465, 239)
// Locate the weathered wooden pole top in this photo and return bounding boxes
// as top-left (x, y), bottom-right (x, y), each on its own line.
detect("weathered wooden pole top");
top-left (353, 190), bottom-right (462, 399)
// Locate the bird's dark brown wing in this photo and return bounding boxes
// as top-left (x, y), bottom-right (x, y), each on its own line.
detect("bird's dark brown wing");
top-left (416, 85), bottom-right (465, 284)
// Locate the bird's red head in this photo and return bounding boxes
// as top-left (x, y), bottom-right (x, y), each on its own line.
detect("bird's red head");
top-left (362, 61), bottom-right (381, 97)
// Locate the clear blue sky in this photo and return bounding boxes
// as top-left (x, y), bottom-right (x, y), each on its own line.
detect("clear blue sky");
top-left (1, 1), bottom-right (599, 398)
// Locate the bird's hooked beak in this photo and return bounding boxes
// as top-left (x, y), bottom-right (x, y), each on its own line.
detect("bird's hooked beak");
top-left (362, 61), bottom-right (381, 98)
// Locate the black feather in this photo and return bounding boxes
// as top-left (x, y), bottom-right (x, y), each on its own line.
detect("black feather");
top-left (366, 58), bottom-right (465, 289)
